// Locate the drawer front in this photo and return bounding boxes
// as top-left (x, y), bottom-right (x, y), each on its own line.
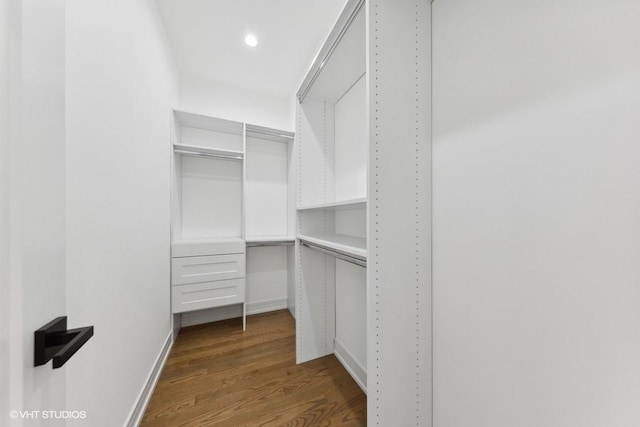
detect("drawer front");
top-left (172, 278), bottom-right (245, 314)
top-left (172, 254), bottom-right (245, 285)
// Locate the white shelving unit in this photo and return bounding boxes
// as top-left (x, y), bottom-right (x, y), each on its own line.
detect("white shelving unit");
top-left (295, 0), bottom-right (369, 395)
top-left (244, 124), bottom-right (296, 317)
top-left (170, 111), bottom-right (248, 329)
top-left (295, 0), bottom-right (432, 422)
top-left (170, 110), bottom-right (296, 332)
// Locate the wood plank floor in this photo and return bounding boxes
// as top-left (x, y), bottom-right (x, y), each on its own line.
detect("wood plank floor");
top-left (141, 310), bottom-right (366, 426)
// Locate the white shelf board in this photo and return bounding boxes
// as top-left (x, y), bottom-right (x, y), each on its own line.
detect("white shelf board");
top-left (298, 233), bottom-right (366, 260)
top-left (173, 143), bottom-right (244, 159)
top-left (297, 197), bottom-right (367, 211)
top-left (174, 110), bottom-right (243, 136)
top-left (245, 124), bottom-right (294, 143)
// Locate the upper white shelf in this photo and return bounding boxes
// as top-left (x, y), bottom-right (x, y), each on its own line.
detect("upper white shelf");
top-left (298, 233), bottom-right (366, 260)
top-left (297, 197), bottom-right (366, 211)
top-left (245, 124), bottom-right (294, 143)
top-left (174, 110), bottom-right (243, 136)
top-left (173, 143), bottom-right (244, 160)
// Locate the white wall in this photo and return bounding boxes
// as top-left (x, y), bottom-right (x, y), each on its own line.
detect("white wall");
top-left (179, 74), bottom-right (294, 131)
top-left (65, 0), bottom-right (177, 425)
top-left (433, 1), bottom-right (640, 426)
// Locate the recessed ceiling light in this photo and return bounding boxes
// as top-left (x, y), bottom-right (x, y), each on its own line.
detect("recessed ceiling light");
top-left (245, 34), bottom-right (258, 47)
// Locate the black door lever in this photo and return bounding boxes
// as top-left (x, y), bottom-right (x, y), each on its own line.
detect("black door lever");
top-left (34, 317), bottom-right (94, 369)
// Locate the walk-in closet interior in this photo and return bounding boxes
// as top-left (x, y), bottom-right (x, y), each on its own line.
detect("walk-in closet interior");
top-left (5, 0), bottom-right (639, 425)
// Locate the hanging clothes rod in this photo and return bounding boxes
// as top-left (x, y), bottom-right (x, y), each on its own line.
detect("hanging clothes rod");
top-left (300, 240), bottom-right (366, 268)
top-left (296, 0), bottom-right (365, 102)
top-left (246, 241), bottom-right (294, 248)
top-left (174, 149), bottom-right (243, 162)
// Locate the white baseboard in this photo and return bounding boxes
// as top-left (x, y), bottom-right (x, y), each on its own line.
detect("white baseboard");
top-left (334, 337), bottom-right (367, 394)
top-left (126, 331), bottom-right (173, 427)
top-left (246, 297), bottom-right (287, 315)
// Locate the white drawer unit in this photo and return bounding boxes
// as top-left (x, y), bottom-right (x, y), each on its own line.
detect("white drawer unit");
top-left (172, 278), bottom-right (245, 314)
top-left (171, 253), bottom-right (245, 286)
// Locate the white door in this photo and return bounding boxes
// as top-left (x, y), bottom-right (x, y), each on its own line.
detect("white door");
top-left (2, 1), bottom-right (75, 425)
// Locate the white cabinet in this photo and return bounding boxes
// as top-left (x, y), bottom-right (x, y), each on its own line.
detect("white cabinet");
top-left (170, 110), bottom-right (295, 331)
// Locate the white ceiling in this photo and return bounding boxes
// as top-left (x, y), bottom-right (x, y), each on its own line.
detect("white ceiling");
top-left (155, 0), bottom-right (347, 99)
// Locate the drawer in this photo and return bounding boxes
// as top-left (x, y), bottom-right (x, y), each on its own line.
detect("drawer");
top-left (172, 254), bottom-right (245, 285)
top-left (172, 278), bottom-right (245, 314)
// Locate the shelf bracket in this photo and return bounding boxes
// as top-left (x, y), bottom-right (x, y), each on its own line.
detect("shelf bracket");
top-left (34, 317), bottom-right (94, 369)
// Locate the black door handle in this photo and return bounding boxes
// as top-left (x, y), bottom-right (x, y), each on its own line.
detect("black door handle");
top-left (34, 317), bottom-right (94, 369)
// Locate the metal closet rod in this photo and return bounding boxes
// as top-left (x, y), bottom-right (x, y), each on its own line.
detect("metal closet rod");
top-left (174, 150), bottom-right (243, 162)
top-left (246, 241), bottom-right (294, 248)
top-left (296, 0), bottom-right (365, 103)
top-left (300, 241), bottom-right (366, 268)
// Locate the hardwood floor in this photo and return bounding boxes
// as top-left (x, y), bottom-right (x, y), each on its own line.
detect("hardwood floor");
top-left (141, 310), bottom-right (366, 426)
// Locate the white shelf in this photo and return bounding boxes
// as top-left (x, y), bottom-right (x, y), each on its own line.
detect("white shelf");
top-left (297, 197), bottom-right (366, 211)
top-left (298, 233), bottom-right (366, 260)
top-left (174, 110), bottom-right (243, 136)
top-left (173, 143), bottom-right (244, 160)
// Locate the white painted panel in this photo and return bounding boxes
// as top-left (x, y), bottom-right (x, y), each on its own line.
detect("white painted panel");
top-left (7, 0), bottom-right (68, 416)
top-left (246, 246), bottom-right (288, 306)
top-left (433, 1), bottom-right (640, 426)
top-left (296, 245), bottom-right (335, 363)
top-left (180, 126), bottom-right (242, 152)
top-left (335, 259), bottom-right (367, 375)
top-left (245, 136), bottom-right (288, 237)
top-left (297, 99), bottom-right (331, 207)
top-left (335, 74), bottom-right (367, 201)
top-left (180, 155), bottom-right (242, 238)
top-left (368, 0), bottom-right (432, 424)
top-left (0, 0), bottom-right (8, 417)
top-left (287, 246), bottom-right (296, 317)
top-left (335, 205), bottom-right (366, 239)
